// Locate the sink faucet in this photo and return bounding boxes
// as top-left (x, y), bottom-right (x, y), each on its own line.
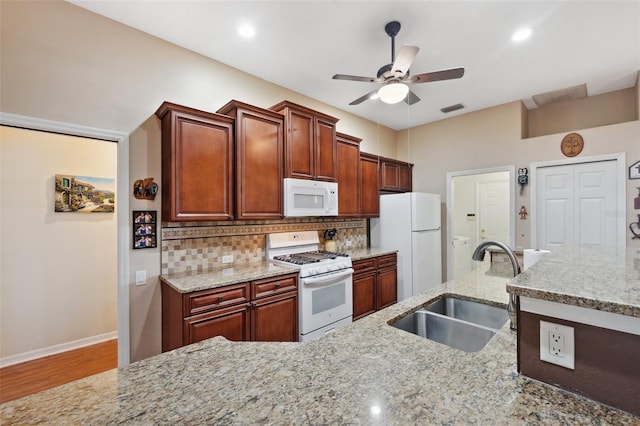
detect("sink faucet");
top-left (472, 240), bottom-right (520, 331)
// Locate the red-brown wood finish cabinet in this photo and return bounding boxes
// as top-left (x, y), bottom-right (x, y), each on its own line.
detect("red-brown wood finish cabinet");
top-left (161, 273), bottom-right (299, 352)
top-left (336, 132), bottom-right (362, 218)
top-left (155, 102), bottom-right (235, 221)
top-left (359, 152), bottom-right (380, 218)
top-left (352, 253), bottom-right (397, 320)
top-left (380, 157), bottom-right (413, 192)
top-left (218, 100), bottom-right (284, 220)
top-left (271, 101), bottom-right (338, 182)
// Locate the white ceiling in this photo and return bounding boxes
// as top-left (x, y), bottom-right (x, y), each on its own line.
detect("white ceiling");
top-left (69, 1), bottom-right (640, 131)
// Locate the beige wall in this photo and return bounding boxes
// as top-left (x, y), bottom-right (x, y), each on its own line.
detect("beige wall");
top-left (0, 126), bottom-right (117, 362)
top-left (0, 0), bottom-right (396, 157)
top-left (1, 1), bottom-right (639, 364)
top-left (528, 88), bottom-right (637, 137)
top-left (397, 102), bottom-right (640, 259)
top-left (0, 0), bottom-right (398, 363)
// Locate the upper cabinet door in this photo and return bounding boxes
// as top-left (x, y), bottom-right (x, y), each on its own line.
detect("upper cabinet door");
top-left (336, 132), bottom-right (361, 217)
top-left (271, 101), bottom-right (338, 182)
top-left (379, 157), bottom-right (413, 192)
top-left (286, 108), bottom-right (314, 179)
top-left (156, 102), bottom-right (235, 221)
top-left (359, 152), bottom-right (380, 218)
top-left (314, 117), bottom-right (338, 181)
top-left (218, 100), bottom-right (284, 220)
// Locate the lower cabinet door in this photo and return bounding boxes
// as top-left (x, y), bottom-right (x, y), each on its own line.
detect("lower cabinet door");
top-left (184, 303), bottom-right (251, 344)
top-left (377, 266), bottom-right (397, 310)
top-left (252, 291), bottom-right (298, 342)
top-left (353, 271), bottom-right (377, 320)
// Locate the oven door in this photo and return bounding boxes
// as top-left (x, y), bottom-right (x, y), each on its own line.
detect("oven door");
top-left (299, 268), bottom-right (353, 339)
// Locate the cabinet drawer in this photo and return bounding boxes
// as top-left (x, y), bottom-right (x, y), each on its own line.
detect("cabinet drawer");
top-left (184, 283), bottom-right (250, 316)
top-left (378, 253), bottom-right (397, 269)
top-left (252, 273), bottom-right (298, 299)
top-left (352, 258), bottom-right (376, 273)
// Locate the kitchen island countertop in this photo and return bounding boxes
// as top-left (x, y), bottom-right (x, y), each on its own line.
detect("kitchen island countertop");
top-left (3, 259), bottom-right (638, 424)
top-left (507, 245), bottom-right (640, 318)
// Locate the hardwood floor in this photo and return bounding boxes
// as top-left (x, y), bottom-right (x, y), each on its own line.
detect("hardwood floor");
top-left (0, 339), bottom-right (117, 404)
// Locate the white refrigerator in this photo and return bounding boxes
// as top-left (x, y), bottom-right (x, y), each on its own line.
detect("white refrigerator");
top-left (370, 192), bottom-right (442, 301)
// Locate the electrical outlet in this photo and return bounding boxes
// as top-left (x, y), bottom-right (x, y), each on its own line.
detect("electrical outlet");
top-left (540, 320), bottom-right (575, 369)
top-left (346, 240), bottom-right (352, 247)
top-left (222, 255), bottom-right (233, 264)
top-left (550, 331), bottom-right (564, 356)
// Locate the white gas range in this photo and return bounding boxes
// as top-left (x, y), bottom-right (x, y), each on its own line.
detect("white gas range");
top-left (266, 231), bottom-right (353, 342)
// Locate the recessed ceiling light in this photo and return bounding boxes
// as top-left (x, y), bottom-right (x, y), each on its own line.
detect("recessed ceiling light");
top-left (238, 23), bottom-right (255, 38)
top-left (512, 28), bottom-right (532, 42)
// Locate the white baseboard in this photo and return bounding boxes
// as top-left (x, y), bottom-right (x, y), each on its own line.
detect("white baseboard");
top-left (0, 332), bottom-right (117, 368)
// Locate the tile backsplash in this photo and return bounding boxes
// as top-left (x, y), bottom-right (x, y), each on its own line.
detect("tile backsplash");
top-left (161, 218), bottom-right (367, 274)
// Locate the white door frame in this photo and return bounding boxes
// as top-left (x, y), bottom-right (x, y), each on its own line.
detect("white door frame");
top-left (446, 166), bottom-right (515, 281)
top-left (530, 152), bottom-right (626, 249)
top-left (0, 112), bottom-right (131, 366)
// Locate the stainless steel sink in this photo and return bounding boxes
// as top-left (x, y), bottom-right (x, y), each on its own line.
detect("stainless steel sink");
top-left (390, 297), bottom-right (508, 352)
top-left (424, 296), bottom-right (508, 330)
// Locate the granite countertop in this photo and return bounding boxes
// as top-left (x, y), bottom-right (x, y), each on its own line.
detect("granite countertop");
top-left (161, 249), bottom-right (398, 293)
top-left (507, 245), bottom-right (640, 318)
top-left (346, 246), bottom-right (398, 261)
top-left (3, 263), bottom-right (637, 424)
top-left (160, 261), bottom-right (298, 293)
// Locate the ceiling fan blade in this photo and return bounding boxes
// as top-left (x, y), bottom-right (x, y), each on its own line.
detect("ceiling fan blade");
top-left (392, 45), bottom-right (419, 76)
top-left (349, 89), bottom-right (379, 106)
top-left (333, 74), bottom-right (378, 83)
top-left (404, 90), bottom-right (421, 105)
top-left (407, 67), bottom-right (465, 83)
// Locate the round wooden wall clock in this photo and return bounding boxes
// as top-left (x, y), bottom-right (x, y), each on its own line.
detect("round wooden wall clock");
top-left (561, 133), bottom-right (584, 157)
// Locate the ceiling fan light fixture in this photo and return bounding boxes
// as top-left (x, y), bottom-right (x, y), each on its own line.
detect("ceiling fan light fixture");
top-left (378, 82), bottom-right (409, 104)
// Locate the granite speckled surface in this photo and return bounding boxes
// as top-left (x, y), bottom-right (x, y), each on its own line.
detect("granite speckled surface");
top-left (3, 263), bottom-right (638, 424)
top-left (160, 261), bottom-right (298, 293)
top-left (507, 245), bottom-right (640, 318)
top-left (346, 246), bottom-right (398, 261)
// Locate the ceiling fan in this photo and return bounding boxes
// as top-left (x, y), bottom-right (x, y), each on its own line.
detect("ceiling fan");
top-left (332, 21), bottom-right (465, 106)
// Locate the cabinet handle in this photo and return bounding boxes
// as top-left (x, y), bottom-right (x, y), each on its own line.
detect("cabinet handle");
top-left (217, 296), bottom-right (224, 303)
top-left (275, 283), bottom-right (281, 289)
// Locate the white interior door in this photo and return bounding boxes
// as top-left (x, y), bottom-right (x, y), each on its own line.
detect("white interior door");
top-left (477, 181), bottom-right (510, 243)
top-left (536, 160), bottom-right (617, 250)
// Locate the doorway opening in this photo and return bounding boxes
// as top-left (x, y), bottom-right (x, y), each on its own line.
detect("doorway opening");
top-left (446, 166), bottom-right (515, 281)
top-left (0, 113), bottom-right (130, 368)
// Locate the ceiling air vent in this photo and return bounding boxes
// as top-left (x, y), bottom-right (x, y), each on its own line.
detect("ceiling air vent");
top-left (532, 84), bottom-right (587, 107)
top-left (440, 103), bottom-right (465, 113)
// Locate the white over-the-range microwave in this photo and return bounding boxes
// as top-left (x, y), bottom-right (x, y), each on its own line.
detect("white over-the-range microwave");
top-left (283, 178), bottom-right (338, 217)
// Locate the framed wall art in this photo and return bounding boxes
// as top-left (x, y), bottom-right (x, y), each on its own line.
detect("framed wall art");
top-left (55, 174), bottom-right (115, 213)
top-left (133, 210), bottom-right (157, 249)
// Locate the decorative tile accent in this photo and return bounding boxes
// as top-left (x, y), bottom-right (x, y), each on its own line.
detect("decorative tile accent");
top-left (161, 218), bottom-right (367, 274)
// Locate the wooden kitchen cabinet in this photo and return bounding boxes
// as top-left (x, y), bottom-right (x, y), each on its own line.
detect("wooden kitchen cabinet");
top-left (359, 152), bottom-right (380, 217)
top-left (352, 253), bottom-right (397, 321)
top-left (380, 157), bottom-right (413, 192)
top-left (336, 132), bottom-right (362, 217)
top-left (155, 102), bottom-right (235, 221)
top-left (218, 100), bottom-right (284, 219)
top-left (352, 258), bottom-right (377, 320)
top-left (271, 100), bottom-right (338, 181)
top-left (251, 274), bottom-right (298, 342)
top-left (161, 281), bottom-right (251, 351)
top-left (184, 303), bottom-right (251, 345)
top-left (376, 254), bottom-right (398, 310)
top-left (161, 273), bottom-right (299, 351)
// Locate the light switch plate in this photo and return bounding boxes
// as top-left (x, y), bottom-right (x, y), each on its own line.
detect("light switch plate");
top-left (135, 270), bottom-right (147, 286)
